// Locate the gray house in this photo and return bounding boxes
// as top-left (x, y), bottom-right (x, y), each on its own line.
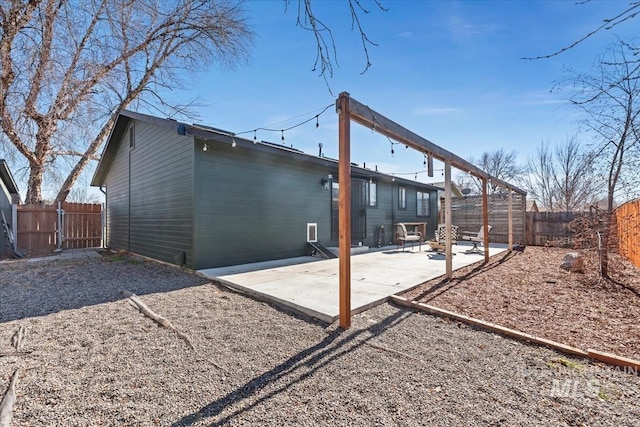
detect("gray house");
top-left (91, 110), bottom-right (440, 269)
top-left (1, 160), bottom-right (20, 256)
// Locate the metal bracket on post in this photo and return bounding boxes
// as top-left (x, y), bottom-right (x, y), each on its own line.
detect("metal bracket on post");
top-left (56, 201), bottom-right (64, 252)
top-left (11, 204), bottom-right (17, 249)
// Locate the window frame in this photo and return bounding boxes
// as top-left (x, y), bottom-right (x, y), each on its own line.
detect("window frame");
top-left (368, 180), bottom-right (378, 208)
top-left (416, 190), bottom-right (430, 217)
top-left (398, 186), bottom-right (407, 210)
top-left (129, 123), bottom-right (135, 150)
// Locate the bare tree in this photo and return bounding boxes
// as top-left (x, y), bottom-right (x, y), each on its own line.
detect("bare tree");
top-left (524, 2), bottom-right (640, 60)
top-left (0, 0), bottom-right (383, 203)
top-left (0, 0), bottom-right (253, 203)
top-left (564, 40), bottom-right (640, 276)
top-left (524, 137), bottom-right (600, 212)
top-left (523, 140), bottom-right (556, 210)
top-left (456, 149), bottom-right (523, 195)
top-left (291, 0), bottom-right (387, 84)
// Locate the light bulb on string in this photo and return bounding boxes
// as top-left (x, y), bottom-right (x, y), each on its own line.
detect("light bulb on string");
top-left (405, 145), bottom-right (408, 150)
top-left (231, 136), bottom-right (237, 148)
top-left (423, 155), bottom-right (427, 167)
top-left (281, 130), bottom-right (285, 142)
top-left (253, 130), bottom-right (257, 144)
top-left (414, 172), bottom-right (417, 180)
top-left (315, 116), bottom-right (319, 130)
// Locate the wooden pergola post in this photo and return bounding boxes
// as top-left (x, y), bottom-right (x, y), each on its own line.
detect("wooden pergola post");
top-left (444, 159), bottom-right (453, 278)
top-left (508, 190), bottom-right (513, 251)
top-left (482, 178), bottom-right (490, 263)
top-left (337, 93), bottom-right (352, 329)
top-left (334, 93), bottom-right (527, 328)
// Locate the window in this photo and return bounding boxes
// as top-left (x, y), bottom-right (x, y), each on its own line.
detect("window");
top-left (129, 123), bottom-right (135, 149)
top-left (368, 180), bottom-right (377, 207)
top-left (417, 191), bottom-right (430, 216)
top-left (398, 186), bottom-right (407, 210)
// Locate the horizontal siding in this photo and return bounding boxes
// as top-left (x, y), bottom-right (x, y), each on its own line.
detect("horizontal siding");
top-left (0, 179), bottom-right (11, 254)
top-left (128, 121), bottom-right (194, 267)
top-left (105, 127), bottom-right (130, 251)
top-left (194, 140), bottom-right (331, 269)
top-left (366, 182), bottom-right (438, 246)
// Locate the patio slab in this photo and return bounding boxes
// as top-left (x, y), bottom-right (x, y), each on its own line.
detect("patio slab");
top-left (198, 242), bottom-right (509, 323)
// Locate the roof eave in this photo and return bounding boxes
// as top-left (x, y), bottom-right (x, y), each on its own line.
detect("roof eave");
top-left (0, 159), bottom-right (19, 196)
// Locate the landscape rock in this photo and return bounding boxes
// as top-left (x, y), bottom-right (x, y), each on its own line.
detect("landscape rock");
top-left (560, 252), bottom-right (584, 273)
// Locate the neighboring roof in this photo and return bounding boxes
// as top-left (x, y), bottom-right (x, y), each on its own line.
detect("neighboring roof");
top-left (0, 160), bottom-right (19, 196)
top-left (429, 181), bottom-right (463, 197)
top-left (92, 110), bottom-right (441, 191)
top-left (526, 200), bottom-right (539, 212)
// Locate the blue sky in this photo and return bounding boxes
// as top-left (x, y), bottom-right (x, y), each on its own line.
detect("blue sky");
top-left (168, 0), bottom-right (636, 186)
top-left (48, 0), bottom-right (635, 200)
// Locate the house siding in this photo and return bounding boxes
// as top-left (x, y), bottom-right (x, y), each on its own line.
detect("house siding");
top-left (193, 139), bottom-right (332, 269)
top-left (0, 179), bottom-right (11, 255)
top-left (104, 120), bottom-right (195, 267)
top-left (364, 181), bottom-right (438, 246)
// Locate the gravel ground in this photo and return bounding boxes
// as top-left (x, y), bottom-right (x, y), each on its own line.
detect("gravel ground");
top-left (1, 253), bottom-right (640, 426)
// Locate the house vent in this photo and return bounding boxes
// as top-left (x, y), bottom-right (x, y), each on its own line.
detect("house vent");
top-left (307, 223), bottom-right (318, 243)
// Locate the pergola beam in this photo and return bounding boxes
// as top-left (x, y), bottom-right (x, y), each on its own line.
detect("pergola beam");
top-left (345, 94), bottom-right (526, 195)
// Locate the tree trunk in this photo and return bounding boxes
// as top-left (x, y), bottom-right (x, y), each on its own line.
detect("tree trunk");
top-left (54, 113), bottom-right (118, 202)
top-left (25, 161), bottom-right (45, 204)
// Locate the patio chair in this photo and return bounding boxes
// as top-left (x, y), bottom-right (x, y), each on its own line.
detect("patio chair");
top-left (396, 223), bottom-right (422, 251)
top-left (434, 224), bottom-right (459, 245)
top-left (461, 225), bottom-right (492, 253)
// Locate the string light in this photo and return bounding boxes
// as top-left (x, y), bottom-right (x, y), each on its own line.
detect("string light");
top-left (423, 155), bottom-right (427, 167)
top-left (387, 169), bottom-right (444, 178)
top-left (387, 136), bottom-right (400, 157)
top-left (231, 136), bottom-right (236, 148)
top-left (235, 103), bottom-right (333, 143)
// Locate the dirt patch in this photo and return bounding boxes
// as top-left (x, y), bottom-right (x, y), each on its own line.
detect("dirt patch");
top-left (401, 246), bottom-right (640, 361)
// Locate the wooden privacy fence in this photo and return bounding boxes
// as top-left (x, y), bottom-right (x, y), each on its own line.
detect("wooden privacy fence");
top-left (612, 199), bottom-right (640, 268)
top-left (525, 211), bottom-right (578, 247)
top-left (447, 194), bottom-right (527, 244)
top-left (16, 202), bottom-right (102, 253)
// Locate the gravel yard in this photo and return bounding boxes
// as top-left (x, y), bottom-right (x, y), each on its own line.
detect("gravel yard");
top-left (1, 252), bottom-right (640, 426)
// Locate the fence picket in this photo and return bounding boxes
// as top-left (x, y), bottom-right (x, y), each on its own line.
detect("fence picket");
top-left (16, 203), bottom-right (102, 253)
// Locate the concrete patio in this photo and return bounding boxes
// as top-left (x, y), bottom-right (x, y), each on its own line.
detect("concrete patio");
top-left (199, 242), bottom-right (509, 323)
